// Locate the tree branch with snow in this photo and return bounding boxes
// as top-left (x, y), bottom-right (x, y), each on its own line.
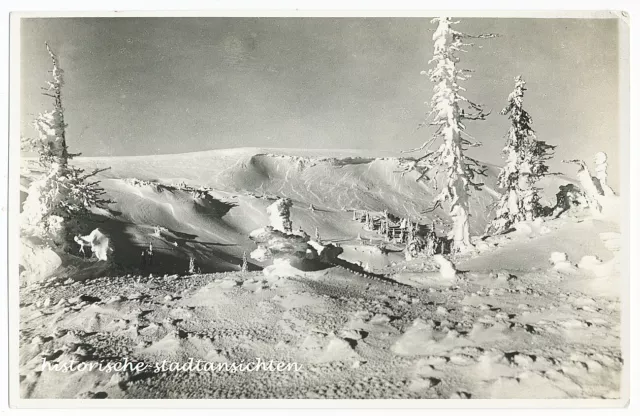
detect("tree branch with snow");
top-left (401, 17), bottom-right (495, 253)
top-left (488, 76), bottom-right (556, 234)
top-left (21, 43), bottom-right (112, 247)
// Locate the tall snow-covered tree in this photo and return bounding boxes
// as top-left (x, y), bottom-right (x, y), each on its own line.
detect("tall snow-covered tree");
top-left (21, 43), bottom-right (111, 245)
top-left (488, 76), bottom-right (555, 233)
top-left (402, 17), bottom-right (496, 253)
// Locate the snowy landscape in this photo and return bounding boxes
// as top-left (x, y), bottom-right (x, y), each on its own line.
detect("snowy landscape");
top-left (16, 16), bottom-right (624, 400)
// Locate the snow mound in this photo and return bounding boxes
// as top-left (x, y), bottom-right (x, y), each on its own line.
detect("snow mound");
top-left (513, 218), bottom-right (551, 237)
top-left (599, 232), bottom-right (621, 252)
top-left (578, 255), bottom-right (602, 270)
top-left (579, 232), bottom-right (620, 297)
top-left (391, 319), bottom-right (472, 356)
top-left (20, 238), bottom-right (62, 283)
top-left (392, 255), bottom-right (459, 288)
top-left (433, 255), bottom-right (457, 280)
top-left (549, 252), bottom-right (578, 274)
top-left (336, 245), bottom-right (390, 271)
top-left (263, 258), bottom-right (306, 278)
top-left (317, 335), bottom-right (359, 363)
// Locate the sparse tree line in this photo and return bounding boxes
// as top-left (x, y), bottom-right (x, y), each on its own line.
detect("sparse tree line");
top-left (397, 17), bottom-right (615, 255)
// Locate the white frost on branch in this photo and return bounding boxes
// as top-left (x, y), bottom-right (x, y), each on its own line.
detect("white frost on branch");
top-left (489, 76), bottom-right (555, 234)
top-left (562, 159), bottom-right (603, 215)
top-left (266, 198), bottom-right (293, 233)
top-left (594, 152), bottom-right (615, 197)
top-left (21, 43), bottom-right (111, 246)
top-left (75, 228), bottom-right (112, 261)
top-left (401, 17), bottom-right (496, 253)
top-left (249, 198), bottom-right (318, 269)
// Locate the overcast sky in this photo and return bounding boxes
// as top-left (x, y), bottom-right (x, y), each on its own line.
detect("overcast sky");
top-left (20, 17), bottom-right (621, 187)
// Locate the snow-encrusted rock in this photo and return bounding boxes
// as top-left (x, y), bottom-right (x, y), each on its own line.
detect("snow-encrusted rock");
top-left (552, 184), bottom-right (589, 218)
top-left (250, 198), bottom-right (319, 270)
top-left (249, 226), bottom-right (315, 262)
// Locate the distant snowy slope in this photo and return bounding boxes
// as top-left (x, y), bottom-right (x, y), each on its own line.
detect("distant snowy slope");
top-left (20, 148), bottom-right (575, 276)
top-left (67, 147), bottom-right (504, 229)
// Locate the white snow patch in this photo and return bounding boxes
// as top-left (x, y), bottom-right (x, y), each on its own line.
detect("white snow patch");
top-left (20, 238), bottom-right (62, 282)
top-left (578, 255), bottom-right (602, 270)
top-left (263, 258), bottom-right (305, 278)
top-left (433, 255), bottom-right (457, 280)
top-left (549, 252), bottom-right (578, 274)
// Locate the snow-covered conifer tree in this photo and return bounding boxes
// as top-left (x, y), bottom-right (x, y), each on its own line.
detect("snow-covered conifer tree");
top-left (489, 76), bottom-right (555, 233)
top-left (594, 152), bottom-right (615, 196)
top-left (241, 251), bottom-right (249, 273)
top-left (402, 18), bottom-right (496, 253)
top-left (21, 43), bottom-right (111, 245)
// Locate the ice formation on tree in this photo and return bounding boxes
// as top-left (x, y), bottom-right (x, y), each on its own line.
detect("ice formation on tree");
top-left (241, 251), bottom-right (249, 273)
top-left (563, 159), bottom-right (605, 215)
top-left (249, 198), bottom-right (318, 268)
top-left (75, 228), bottom-right (111, 261)
top-left (21, 43), bottom-right (111, 246)
top-left (266, 198), bottom-right (293, 233)
top-left (73, 235), bottom-right (92, 257)
top-left (401, 17), bottom-right (496, 253)
top-left (188, 257), bottom-right (200, 274)
top-left (489, 76), bottom-right (555, 234)
top-left (594, 152), bottom-right (615, 197)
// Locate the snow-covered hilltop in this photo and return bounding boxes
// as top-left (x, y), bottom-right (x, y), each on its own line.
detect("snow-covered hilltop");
top-left (18, 145), bottom-right (623, 399)
top-left (19, 147), bottom-right (587, 281)
top-left (16, 16), bottom-right (623, 402)
top-left (21, 148), bottom-right (498, 278)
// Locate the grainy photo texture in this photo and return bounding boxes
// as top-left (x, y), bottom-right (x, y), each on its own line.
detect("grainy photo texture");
top-left (15, 14), bottom-right (626, 401)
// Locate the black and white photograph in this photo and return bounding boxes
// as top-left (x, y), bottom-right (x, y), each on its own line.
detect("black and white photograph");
top-left (6, 8), bottom-right (631, 407)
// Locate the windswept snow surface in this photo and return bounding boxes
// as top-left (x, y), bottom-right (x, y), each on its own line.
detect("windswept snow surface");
top-left (18, 148), bottom-right (621, 399)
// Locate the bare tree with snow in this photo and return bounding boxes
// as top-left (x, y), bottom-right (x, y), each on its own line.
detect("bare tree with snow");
top-left (402, 17), bottom-right (496, 253)
top-left (488, 76), bottom-right (555, 234)
top-left (21, 43), bottom-right (111, 246)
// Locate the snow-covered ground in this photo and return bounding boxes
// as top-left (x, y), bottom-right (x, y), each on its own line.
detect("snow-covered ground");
top-left (18, 148), bottom-right (621, 399)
